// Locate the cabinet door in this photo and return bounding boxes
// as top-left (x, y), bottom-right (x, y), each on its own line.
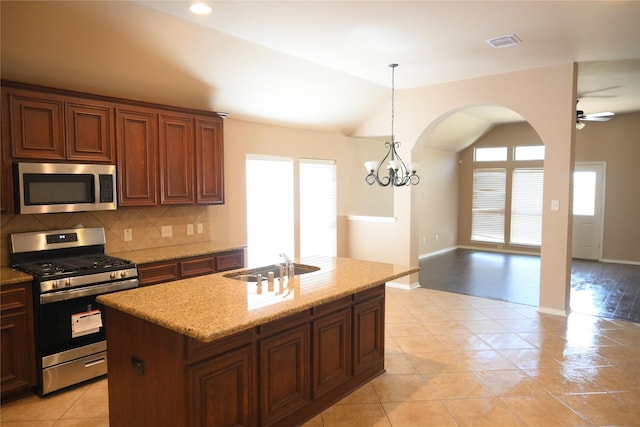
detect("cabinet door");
top-left (1, 282), bottom-right (36, 397)
top-left (353, 295), bottom-right (385, 375)
top-left (260, 324), bottom-right (310, 426)
top-left (195, 117), bottom-right (224, 204)
top-left (313, 308), bottom-right (351, 398)
top-left (215, 250), bottom-right (244, 272)
top-left (116, 107), bottom-right (157, 206)
top-left (137, 261), bottom-right (179, 286)
top-left (65, 99), bottom-right (115, 162)
top-left (1, 91), bottom-right (12, 212)
top-left (187, 345), bottom-right (255, 427)
top-left (179, 255), bottom-right (215, 278)
top-left (7, 89), bottom-right (65, 160)
top-left (159, 113), bottom-right (194, 205)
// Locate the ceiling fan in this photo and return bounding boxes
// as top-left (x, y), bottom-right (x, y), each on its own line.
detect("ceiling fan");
top-left (576, 101), bottom-right (615, 130)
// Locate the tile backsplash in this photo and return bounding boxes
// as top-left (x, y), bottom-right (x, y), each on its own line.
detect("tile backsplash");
top-left (1, 205), bottom-right (213, 266)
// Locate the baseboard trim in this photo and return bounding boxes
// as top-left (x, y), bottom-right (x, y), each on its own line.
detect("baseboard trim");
top-left (537, 306), bottom-right (570, 317)
top-left (386, 281), bottom-right (421, 291)
top-left (600, 258), bottom-right (640, 266)
top-left (419, 247), bottom-right (458, 260)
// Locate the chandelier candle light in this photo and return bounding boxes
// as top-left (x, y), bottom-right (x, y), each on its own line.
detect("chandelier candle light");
top-left (364, 64), bottom-right (420, 187)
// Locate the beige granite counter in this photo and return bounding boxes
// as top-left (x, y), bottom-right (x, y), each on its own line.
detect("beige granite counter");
top-left (109, 241), bottom-right (246, 265)
top-left (98, 256), bottom-right (418, 342)
top-left (0, 267), bottom-right (33, 286)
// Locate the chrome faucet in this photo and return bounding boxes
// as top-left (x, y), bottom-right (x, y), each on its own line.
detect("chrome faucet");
top-left (279, 253), bottom-right (293, 269)
top-left (279, 253), bottom-right (294, 279)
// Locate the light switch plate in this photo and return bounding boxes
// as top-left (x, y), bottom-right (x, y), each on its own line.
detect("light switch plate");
top-left (197, 223), bottom-right (203, 234)
top-left (124, 229), bottom-right (132, 242)
top-left (551, 200), bottom-right (560, 211)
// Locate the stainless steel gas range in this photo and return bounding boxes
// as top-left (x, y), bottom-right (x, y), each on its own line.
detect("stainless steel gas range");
top-left (10, 227), bottom-right (138, 395)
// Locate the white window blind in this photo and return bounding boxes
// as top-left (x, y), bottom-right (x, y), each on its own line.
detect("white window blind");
top-left (471, 169), bottom-right (506, 243)
top-left (300, 159), bottom-right (336, 257)
top-left (510, 168), bottom-right (544, 246)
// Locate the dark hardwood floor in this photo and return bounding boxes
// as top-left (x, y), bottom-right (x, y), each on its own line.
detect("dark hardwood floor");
top-left (419, 248), bottom-right (640, 323)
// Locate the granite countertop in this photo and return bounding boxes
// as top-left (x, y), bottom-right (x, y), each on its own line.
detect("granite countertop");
top-left (98, 256), bottom-right (418, 343)
top-left (0, 267), bottom-right (33, 286)
top-left (109, 241), bottom-right (246, 265)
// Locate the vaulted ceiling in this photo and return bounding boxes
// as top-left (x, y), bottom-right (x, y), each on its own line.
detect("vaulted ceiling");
top-left (2, 1), bottom-right (639, 138)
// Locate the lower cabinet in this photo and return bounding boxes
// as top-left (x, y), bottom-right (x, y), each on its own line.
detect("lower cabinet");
top-left (105, 285), bottom-right (385, 427)
top-left (1, 281), bottom-right (36, 399)
top-left (260, 323), bottom-right (311, 426)
top-left (187, 345), bottom-right (256, 427)
top-left (137, 249), bottom-right (244, 286)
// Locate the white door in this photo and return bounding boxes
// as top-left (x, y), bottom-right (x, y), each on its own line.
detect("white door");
top-left (572, 162), bottom-right (605, 260)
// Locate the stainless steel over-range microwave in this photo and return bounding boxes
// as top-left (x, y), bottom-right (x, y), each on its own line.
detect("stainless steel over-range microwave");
top-left (14, 162), bottom-right (117, 214)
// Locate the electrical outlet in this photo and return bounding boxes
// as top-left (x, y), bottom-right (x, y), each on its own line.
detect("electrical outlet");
top-left (161, 225), bottom-right (172, 238)
top-left (435, 234), bottom-right (439, 241)
top-left (124, 229), bottom-right (132, 242)
top-left (187, 224), bottom-right (194, 235)
top-left (197, 223), bottom-right (203, 234)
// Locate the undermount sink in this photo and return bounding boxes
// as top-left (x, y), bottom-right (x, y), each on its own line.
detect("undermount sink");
top-left (224, 263), bottom-right (320, 282)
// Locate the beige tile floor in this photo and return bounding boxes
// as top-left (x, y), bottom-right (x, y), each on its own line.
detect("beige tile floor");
top-left (2, 287), bottom-right (639, 426)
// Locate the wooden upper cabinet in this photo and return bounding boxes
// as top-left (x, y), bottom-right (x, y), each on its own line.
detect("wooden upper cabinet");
top-left (65, 98), bottom-right (115, 162)
top-left (6, 89), bottom-right (65, 160)
top-left (195, 116), bottom-right (224, 204)
top-left (1, 82), bottom-right (226, 208)
top-left (159, 113), bottom-right (194, 205)
top-left (116, 107), bottom-right (158, 206)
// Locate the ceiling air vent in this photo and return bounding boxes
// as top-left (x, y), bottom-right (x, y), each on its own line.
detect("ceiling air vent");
top-left (486, 34), bottom-right (521, 48)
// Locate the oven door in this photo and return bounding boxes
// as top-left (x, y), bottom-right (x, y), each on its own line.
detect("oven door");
top-left (38, 279), bottom-right (138, 357)
top-left (36, 279), bottom-right (137, 395)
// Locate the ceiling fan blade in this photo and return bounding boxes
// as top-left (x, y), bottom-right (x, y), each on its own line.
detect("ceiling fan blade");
top-left (583, 111), bottom-right (615, 118)
top-left (581, 116), bottom-right (611, 122)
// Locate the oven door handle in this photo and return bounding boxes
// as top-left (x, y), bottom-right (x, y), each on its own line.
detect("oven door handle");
top-left (40, 278), bottom-right (139, 304)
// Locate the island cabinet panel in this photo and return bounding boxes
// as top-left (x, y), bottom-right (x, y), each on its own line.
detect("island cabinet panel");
top-left (195, 116), bottom-right (224, 204)
top-left (115, 107), bottom-right (158, 206)
top-left (104, 284), bottom-right (386, 427)
top-left (105, 309), bottom-right (186, 427)
top-left (6, 89), bottom-right (65, 160)
top-left (187, 345), bottom-right (256, 427)
top-left (259, 323), bottom-right (311, 426)
top-left (312, 308), bottom-right (352, 398)
top-left (159, 112), bottom-right (195, 205)
top-left (65, 98), bottom-right (114, 163)
top-left (353, 291), bottom-right (385, 375)
top-left (1, 282), bottom-right (36, 399)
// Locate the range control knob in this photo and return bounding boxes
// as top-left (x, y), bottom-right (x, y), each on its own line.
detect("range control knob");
top-left (52, 281), bottom-right (59, 289)
top-left (110, 271), bottom-right (117, 279)
top-left (64, 279), bottom-right (72, 288)
top-left (120, 270), bottom-right (128, 278)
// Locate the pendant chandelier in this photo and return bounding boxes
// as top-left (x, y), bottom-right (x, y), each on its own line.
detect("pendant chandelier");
top-left (364, 64), bottom-right (420, 187)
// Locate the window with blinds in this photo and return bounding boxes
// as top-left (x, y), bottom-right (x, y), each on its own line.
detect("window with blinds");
top-left (510, 168), bottom-right (544, 246)
top-left (471, 169), bottom-right (506, 243)
top-left (300, 159), bottom-right (337, 257)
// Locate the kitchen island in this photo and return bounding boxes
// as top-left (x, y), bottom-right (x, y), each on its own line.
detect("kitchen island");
top-left (98, 256), bottom-right (417, 427)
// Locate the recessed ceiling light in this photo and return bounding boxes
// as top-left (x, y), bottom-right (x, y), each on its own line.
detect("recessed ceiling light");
top-left (190, 3), bottom-right (212, 15)
top-left (486, 34), bottom-right (521, 48)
